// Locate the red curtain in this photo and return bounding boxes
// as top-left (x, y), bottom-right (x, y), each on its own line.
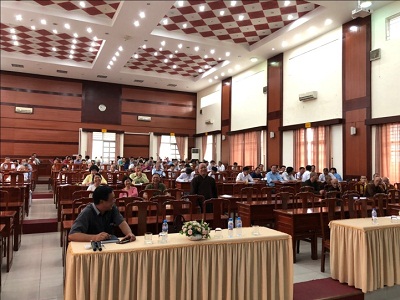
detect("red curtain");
top-left (175, 136), bottom-right (186, 160)
top-left (229, 131), bottom-right (261, 167)
top-left (201, 135), bottom-right (208, 161)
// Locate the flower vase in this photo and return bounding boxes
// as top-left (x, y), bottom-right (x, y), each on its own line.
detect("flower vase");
top-left (188, 234), bottom-right (203, 241)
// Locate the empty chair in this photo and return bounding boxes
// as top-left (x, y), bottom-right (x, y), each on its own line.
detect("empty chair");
top-left (300, 186), bottom-right (314, 193)
top-left (274, 192), bottom-right (295, 209)
top-left (342, 192), bottom-right (360, 218)
top-left (114, 190), bottom-right (129, 198)
top-left (295, 192), bottom-right (316, 208)
top-left (162, 200), bottom-right (192, 233)
top-left (320, 198), bottom-right (345, 272)
top-left (125, 201), bottom-right (159, 235)
top-left (240, 187), bottom-right (260, 202)
top-left (359, 198), bottom-right (376, 218)
top-left (72, 190), bottom-right (93, 200)
top-left (202, 198), bottom-right (230, 229)
top-left (373, 193), bottom-right (387, 217)
top-left (164, 188), bottom-right (184, 200)
top-left (387, 189), bottom-right (400, 204)
top-left (150, 195), bottom-right (176, 215)
top-left (139, 189), bottom-right (162, 200)
top-left (260, 187), bottom-right (274, 200)
top-left (182, 194), bottom-right (205, 214)
top-left (0, 190), bottom-right (10, 210)
top-left (278, 186), bottom-right (296, 195)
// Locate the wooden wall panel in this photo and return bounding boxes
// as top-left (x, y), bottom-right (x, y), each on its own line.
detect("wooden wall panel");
top-left (122, 87), bottom-right (196, 105)
top-left (0, 106), bottom-right (81, 122)
top-left (221, 78), bottom-right (232, 164)
top-left (122, 101), bottom-right (194, 117)
top-left (1, 90), bottom-right (81, 108)
top-left (267, 119), bottom-right (281, 166)
top-left (1, 128), bottom-right (78, 142)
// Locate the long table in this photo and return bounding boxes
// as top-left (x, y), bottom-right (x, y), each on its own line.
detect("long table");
top-left (65, 227), bottom-right (293, 300)
top-left (330, 217), bottom-right (400, 293)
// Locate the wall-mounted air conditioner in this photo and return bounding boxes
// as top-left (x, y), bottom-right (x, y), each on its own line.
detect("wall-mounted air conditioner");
top-left (191, 148), bottom-right (200, 160)
top-left (299, 91), bottom-right (318, 102)
top-left (137, 116), bottom-right (151, 122)
top-left (205, 119), bottom-right (214, 125)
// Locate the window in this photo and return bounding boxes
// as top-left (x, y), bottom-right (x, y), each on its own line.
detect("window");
top-left (203, 135), bottom-right (213, 162)
top-left (376, 123), bottom-right (400, 182)
top-left (200, 90), bottom-right (219, 109)
top-left (92, 132), bottom-right (116, 164)
top-left (386, 13), bottom-right (400, 40)
top-left (159, 135), bottom-right (180, 160)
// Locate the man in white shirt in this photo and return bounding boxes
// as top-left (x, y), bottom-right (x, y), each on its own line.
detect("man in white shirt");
top-left (207, 160), bottom-right (216, 172)
top-left (302, 165), bottom-right (312, 182)
top-left (217, 161), bottom-right (225, 172)
top-left (236, 167), bottom-right (254, 183)
top-left (318, 168), bottom-right (335, 182)
top-left (176, 168), bottom-right (194, 182)
top-left (281, 166), bottom-right (296, 181)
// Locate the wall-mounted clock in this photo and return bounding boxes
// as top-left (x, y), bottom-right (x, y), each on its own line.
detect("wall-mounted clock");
top-left (98, 104), bottom-right (107, 112)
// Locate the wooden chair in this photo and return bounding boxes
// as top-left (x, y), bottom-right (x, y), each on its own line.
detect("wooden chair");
top-left (162, 200), bottom-right (192, 233)
top-left (260, 187), bottom-right (274, 200)
top-left (150, 195), bottom-right (176, 216)
top-left (203, 198), bottom-right (231, 229)
top-left (359, 198), bottom-right (376, 218)
top-left (240, 187), bottom-right (260, 202)
top-left (300, 186), bottom-right (314, 193)
top-left (387, 189), bottom-right (400, 205)
top-left (164, 188), bottom-right (184, 200)
top-left (342, 192), bottom-right (360, 218)
top-left (116, 197), bottom-right (144, 216)
top-left (320, 198), bottom-right (345, 272)
top-left (394, 182), bottom-right (400, 190)
top-left (181, 195), bottom-right (204, 214)
top-left (274, 192), bottom-right (295, 210)
top-left (114, 190), bottom-right (129, 198)
top-left (71, 197), bottom-right (93, 220)
top-left (72, 190), bottom-right (93, 200)
top-left (354, 182), bottom-right (367, 196)
top-left (125, 201), bottom-right (159, 235)
top-left (325, 190), bottom-right (342, 199)
top-left (0, 190), bottom-right (10, 210)
top-left (278, 186), bottom-right (296, 194)
top-left (373, 193), bottom-right (387, 217)
top-left (139, 189), bottom-right (162, 200)
top-left (295, 192), bottom-right (316, 208)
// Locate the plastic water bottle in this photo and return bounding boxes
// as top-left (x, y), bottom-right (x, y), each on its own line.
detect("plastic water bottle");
top-left (228, 218), bottom-right (234, 238)
top-left (371, 208), bottom-right (377, 224)
top-left (162, 220), bottom-right (168, 242)
top-left (235, 217), bottom-right (242, 237)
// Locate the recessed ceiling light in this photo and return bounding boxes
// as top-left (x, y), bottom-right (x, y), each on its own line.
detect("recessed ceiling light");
top-left (284, 1), bottom-right (290, 6)
top-left (31, 25), bottom-right (36, 30)
top-left (205, 65), bottom-right (210, 69)
top-left (52, 29), bottom-right (58, 34)
top-left (208, 79), bottom-right (212, 83)
top-left (214, 76), bottom-right (218, 79)
top-left (159, 47), bottom-right (163, 51)
top-left (10, 28), bottom-right (16, 34)
top-left (41, 19), bottom-right (47, 25)
top-left (93, 36), bottom-right (98, 41)
top-left (175, 50), bottom-right (178, 53)
top-left (173, 65), bottom-right (177, 69)
top-left (360, 1), bottom-right (372, 8)
top-left (109, 61), bottom-right (114, 65)
top-left (115, 51), bottom-right (119, 56)
top-left (163, 19), bottom-right (168, 25)
top-left (219, 11), bottom-right (225, 16)
top-left (134, 54), bottom-right (139, 59)
top-left (73, 33), bottom-right (78, 38)
top-left (272, 48), bottom-right (275, 50)
top-left (69, 54), bottom-right (73, 59)
top-left (71, 45), bottom-right (76, 49)
top-left (210, 49), bottom-right (215, 54)
top-left (14, 41), bottom-right (19, 46)
top-left (87, 27), bottom-right (92, 33)
top-left (91, 41), bottom-right (95, 47)
top-left (64, 23), bottom-right (70, 29)
top-left (134, 20), bottom-right (140, 27)
top-left (118, 46), bottom-right (123, 51)
top-left (282, 41), bottom-right (288, 47)
top-left (235, 65), bottom-right (241, 70)
top-left (161, 40), bottom-right (166, 46)
top-left (178, 44), bottom-right (182, 49)
top-left (112, 56), bottom-right (116, 61)
top-left (228, 69), bottom-right (232, 73)
top-left (178, 1), bottom-right (184, 7)
top-left (194, 46), bottom-right (199, 51)
top-left (287, 14), bottom-right (293, 20)
top-left (164, 59), bottom-right (168, 63)
top-left (182, 23), bottom-right (187, 28)
top-left (154, 52), bottom-right (158, 56)
top-left (169, 54), bottom-right (173, 58)
top-left (72, 39), bottom-right (77, 44)
top-left (89, 47), bottom-right (93, 52)
top-left (204, 55), bottom-right (208, 58)
top-left (79, 1), bottom-right (86, 8)
top-left (12, 35), bottom-right (17, 40)
top-left (139, 12), bottom-right (145, 18)
top-left (16, 15), bottom-right (22, 21)
top-left (107, 65), bottom-right (111, 69)
top-left (221, 72), bottom-right (225, 76)
top-left (231, 1), bottom-right (237, 6)
top-left (238, 15), bottom-right (244, 21)
top-left (52, 47), bottom-right (57, 51)
top-left (199, 5), bottom-right (205, 12)
top-left (250, 57), bottom-right (258, 62)
top-left (324, 19), bottom-right (332, 26)
top-left (142, 44), bottom-right (146, 49)
top-left (70, 50), bottom-right (74, 54)
top-left (225, 52), bottom-right (230, 57)
top-left (199, 69), bottom-right (203, 73)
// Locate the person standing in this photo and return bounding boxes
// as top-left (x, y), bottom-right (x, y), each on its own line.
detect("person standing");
top-left (190, 163), bottom-right (217, 212)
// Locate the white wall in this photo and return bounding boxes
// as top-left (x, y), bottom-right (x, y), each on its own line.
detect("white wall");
top-left (330, 124), bottom-right (343, 177)
top-left (231, 63), bottom-right (267, 131)
top-left (371, 2), bottom-right (400, 118)
top-left (282, 131), bottom-right (294, 167)
top-left (196, 83), bottom-right (221, 134)
top-left (283, 28), bottom-right (342, 126)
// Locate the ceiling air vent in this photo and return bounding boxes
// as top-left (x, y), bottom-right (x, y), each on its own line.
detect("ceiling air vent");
top-left (167, 84), bottom-right (177, 87)
top-left (133, 79), bottom-right (144, 83)
top-left (57, 70), bottom-right (68, 74)
top-left (11, 64), bottom-right (24, 68)
top-left (97, 75), bottom-right (107, 78)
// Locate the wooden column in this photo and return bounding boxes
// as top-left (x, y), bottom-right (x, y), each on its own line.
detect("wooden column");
top-left (342, 16), bottom-right (371, 179)
top-left (220, 78), bottom-right (232, 164)
top-left (267, 54), bottom-right (283, 167)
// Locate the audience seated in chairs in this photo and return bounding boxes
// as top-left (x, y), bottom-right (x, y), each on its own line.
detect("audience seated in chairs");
top-left (122, 178), bottom-right (138, 197)
top-left (302, 172), bottom-right (320, 194)
top-left (129, 166), bottom-right (149, 184)
top-left (86, 173), bottom-right (102, 192)
top-left (142, 173), bottom-right (166, 200)
top-left (81, 165), bottom-right (107, 186)
top-left (365, 176), bottom-right (385, 197)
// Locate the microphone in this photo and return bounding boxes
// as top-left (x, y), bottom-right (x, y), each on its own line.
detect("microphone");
top-left (97, 241), bottom-right (102, 251)
top-left (91, 241), bottom-right (98, 251)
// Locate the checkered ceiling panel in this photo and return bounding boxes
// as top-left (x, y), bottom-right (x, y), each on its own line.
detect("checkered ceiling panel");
top-left (1, 23), bottom-right (103, 63)
top-left (125, 47), bottom-right (224, 78)
top-left (160, 0), bottom-right (318, 45)
top-left (32, 0), bottom-right (120, 19)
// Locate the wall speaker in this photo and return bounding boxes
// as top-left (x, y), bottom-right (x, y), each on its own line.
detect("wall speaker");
top-left (263, 86), bottom-right (268, 94)
top-left (370, 49), bottom-right (381, 61)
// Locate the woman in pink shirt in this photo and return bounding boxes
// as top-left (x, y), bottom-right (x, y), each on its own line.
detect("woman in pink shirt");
top-left (123, 179), bottom-right (138, 197)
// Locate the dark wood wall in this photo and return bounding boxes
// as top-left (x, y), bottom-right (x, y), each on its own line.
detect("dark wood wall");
top-left (0, 72), bottom-right (196, 162)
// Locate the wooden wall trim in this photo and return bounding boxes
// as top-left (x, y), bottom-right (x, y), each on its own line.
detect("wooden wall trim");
top-left (193, 130), bottom-right (222, 137)
top-left (0, 140), bottom-right (78, 145)
top-left (122, 111), bottom-right (195, 120)
top-left (122, 83), bottom-right (196, 96)
top-left (279, 118), bottom-right (343, 131)
top-left (81, 128), bottom-right (124, 134)
top-left (267, 110), bottom-right (282, 120)
top-left (1, 102), bottom-right (81, 111)
top-left (153, 132), bottom-right (190, 137)
top-left (226, 126), bottom-right (266, 135)
top-left (122, 98), bottom-right (195, 108)
top-left (1, 86), bottom-right (82, 97)
top-left (365, 115), bottom-right (400, 125)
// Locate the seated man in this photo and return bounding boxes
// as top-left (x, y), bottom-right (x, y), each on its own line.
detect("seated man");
top-left (217, 161), bottom-right (225, 172)
top-left (250, 167), bottom-right (263, 181)
top-left (318, 168), bottom-right (335, 182)
top-left (68, 186), bottom-right (136, 242)
top-left (295, 167), bottom-right (305, 181)
top-left (302, 165), bottom-right (312, 182)
top-left (302, 172), bottom-right (321, 194)
top-left (236, 166), bottom-right (254, 183)
top-left (152, 162), bottom-right (166, 178)
top-left (265, 165), bottom-right (283, 187)
top-left (143, 173), bottom-right (166, 199)
top-left (129, 166), bottom-right (149, 184)
top-left (82, 165), bottom-right (107, 186)
top-left (0, 157), bottom-right (16, 171)
top-left (381, 177), bottom-right (394, 192)
top-left (355, 175), bottom-right (368, 196)
top-left (321, 178), bottom-right (341, 198)
top-left (329, 167), bottom-right (343, 182)
top-left (365, 176), bottom-right (385, 197)
top-left (281, 166), bottom-right (296, 181)
top-left (176, 168), bottom-right (194, 182)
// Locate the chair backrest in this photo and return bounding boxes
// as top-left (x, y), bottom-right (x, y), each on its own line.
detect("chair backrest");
top-left (114, 190), bottom-right (129, 198)
top-left (240, 187), bottom-right (260, 202)
top-left (181, 195), bottom-right (205, 214)
top-left (358, 198), bottom-right (376, 218)
top-left (232, 183), bottom-right (246, 194)
top-left (320, 198), bottom-right (344, 242)
top-left (72, 190), bottom-right (93, 200)
top-left (150, 195), bottom-right (176, 215)
top-left (164, 188), bottom-right (184, 200)
top-left (295, 192), bottom-right (316, 208)
top-left (274, 192), bottom-right (295, 209)
top-left (300, 186), bottom-right (315, 193)
top-left (354, 182), bottom-right (367, 196)
top-left (341, 192), bottom-right (360, 218)
top-left (116, 196), bottom-right (144, 209)
top-left (0, 190), bottom-right (10, 210)
top-left (260, 187), bottom-right (274, 200)
top-left (387, 189), bottom-right (400, 204)
top-left (162, 200), bottom-right (192, 231)
top-left (325, 190), bottom-right (342, 199)
top-left (278, 186), bottom-right (296, 194)
top-left (139, 189), bottom-right (162, 200)
top-left (203, 198), bottom-right (231, 229)
top-left (71, 197), bottom-right (93, 220)
top-left (394, 182), bottom-right (400, 190)
top-left (373, 193), bottom-right (387, 217)
top-left (125, 201), bottom-right (159, 235)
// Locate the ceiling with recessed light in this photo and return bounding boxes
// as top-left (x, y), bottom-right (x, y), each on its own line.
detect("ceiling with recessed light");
top-left (0, 0), bottom-right (392, 93)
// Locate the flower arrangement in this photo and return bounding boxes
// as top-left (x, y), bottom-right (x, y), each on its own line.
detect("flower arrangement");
top-left (180, 220), bottom-right (211, 239)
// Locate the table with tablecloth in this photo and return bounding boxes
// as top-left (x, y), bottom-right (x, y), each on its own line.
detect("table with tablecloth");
top-left (65, 227), bottom-right (293, 300)
top-left (330, 217), bottom-right (400, 293)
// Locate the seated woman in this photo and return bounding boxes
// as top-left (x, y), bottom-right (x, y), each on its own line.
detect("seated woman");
top-left (87, 173), bottom-right (102, 192)
top-left (122, 178), bottom-right (138, 197)
top-left (129, 166), bottom-right (149, 184)
top-left (82, 165), bottom-right (107, 186)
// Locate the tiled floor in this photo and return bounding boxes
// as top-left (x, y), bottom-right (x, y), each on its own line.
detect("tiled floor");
top-left (1, 185), bottom-right (399, 299)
